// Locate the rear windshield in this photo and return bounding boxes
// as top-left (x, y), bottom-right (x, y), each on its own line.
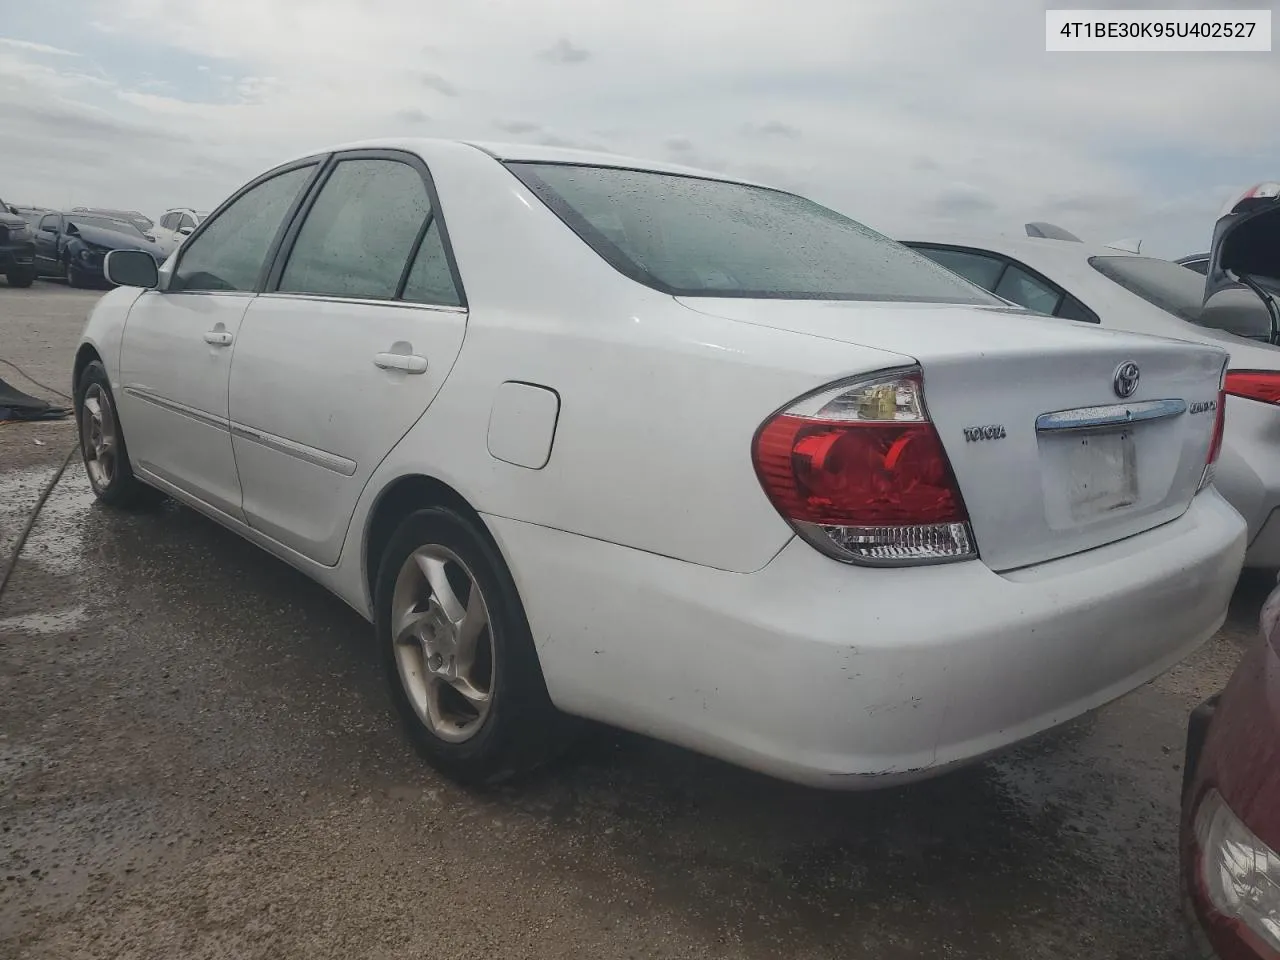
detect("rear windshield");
top-left (1090, 255), bottom-right (1223, 323)
top-left (505, 162), bottom-right (1003, 304)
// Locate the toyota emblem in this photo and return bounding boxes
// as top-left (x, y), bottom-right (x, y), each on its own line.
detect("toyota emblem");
top-left (1112, 361), bottom-right (1140, 399)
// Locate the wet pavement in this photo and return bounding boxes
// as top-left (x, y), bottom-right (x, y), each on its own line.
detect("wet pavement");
top-left (0, 284), bottom-right (1268, 958)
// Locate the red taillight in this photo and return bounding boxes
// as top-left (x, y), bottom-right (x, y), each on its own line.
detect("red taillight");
top-left (1199, 372), bottom-right (1228, 492)
top-left (752, 368), bottom-right (976, 565)
top-left (1224, 370), bottom-right (1280, 405)
top-left (1208, 389), bottom-right (1226, 466)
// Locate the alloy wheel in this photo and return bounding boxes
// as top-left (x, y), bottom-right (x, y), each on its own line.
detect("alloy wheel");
top-left (390, 544), bottom-right (495, 743)
top-left (80, 383), bottom-right (118, 491)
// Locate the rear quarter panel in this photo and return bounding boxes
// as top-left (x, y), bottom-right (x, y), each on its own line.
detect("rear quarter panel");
top-left (340, 141), bottom-right (915, 577)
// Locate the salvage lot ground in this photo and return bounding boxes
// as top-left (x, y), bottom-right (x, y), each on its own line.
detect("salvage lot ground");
top-left (0, 283), bottom-right (1269, 959)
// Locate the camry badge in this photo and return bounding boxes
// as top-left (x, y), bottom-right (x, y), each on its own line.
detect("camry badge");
top-left (1112, 361), bottom-right (1140, 399)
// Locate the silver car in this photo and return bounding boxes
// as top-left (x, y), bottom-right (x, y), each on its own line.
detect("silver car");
top-left (903, 194), bottom-right (1280, 568)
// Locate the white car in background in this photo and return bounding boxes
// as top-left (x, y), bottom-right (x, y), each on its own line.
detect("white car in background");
top-left (149, 208), bottom-right (209, 254)
top-left (903, 215), bottom-right (1280, 569)
top-left (71, 139), bottom-right (1245, 789)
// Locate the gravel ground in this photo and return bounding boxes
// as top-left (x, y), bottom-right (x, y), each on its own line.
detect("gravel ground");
top-left (0, 282), bottom-right (1268, 959)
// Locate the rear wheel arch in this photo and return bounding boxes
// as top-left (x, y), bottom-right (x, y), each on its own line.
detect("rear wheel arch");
top-left (363, 474), bottom-right (499, 610)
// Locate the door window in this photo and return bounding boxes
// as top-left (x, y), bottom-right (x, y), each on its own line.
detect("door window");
top-left (993, 264), bottom-right (1063, 315)
top-left (179, 213), bottom-right (196, 232)
top-left (913, 246), bottom-right (1005, 291)
top-left (402, 220), bottom-right (462, 306)
top-left (278, 158), bottom-right (431, 300)
top-left (171, 165), bottom-right (316, 293)
top-left (39, 214), bottom-right (59, 232)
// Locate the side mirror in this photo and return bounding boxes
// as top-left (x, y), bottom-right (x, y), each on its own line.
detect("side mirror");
top-left (178, 225), bottom-right (194, 236)
top-left (104, 249), bottom-right (159, 289)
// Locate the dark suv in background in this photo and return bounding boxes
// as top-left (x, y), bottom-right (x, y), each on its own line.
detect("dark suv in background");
top-left (0, 195), bottom-right (36, 287)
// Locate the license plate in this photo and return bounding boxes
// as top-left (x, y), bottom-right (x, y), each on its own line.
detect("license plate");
top-left (1066, 430), bottom-right (1137, 520)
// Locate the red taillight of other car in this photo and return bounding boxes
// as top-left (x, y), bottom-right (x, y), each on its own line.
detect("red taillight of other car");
top-left (751, 366), bottom-right (977, 566)
top-left (1225, 370), bottom-right (1280, 406)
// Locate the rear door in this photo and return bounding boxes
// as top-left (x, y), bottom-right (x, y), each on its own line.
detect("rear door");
top-left (228, 150), bottom-right (468, 565)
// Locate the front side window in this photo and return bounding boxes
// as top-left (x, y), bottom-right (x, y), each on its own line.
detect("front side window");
top-left (39, 214), bottom-right (59, 232)
top-left (172, 164), bottom-right (316, 293)
top-left (279, 158), bottom-right (430, 300)
top-left (159, 213), bottom-right (176, 230)
top-left (506, 163), bottom-right (1002, 304)
top-left (994, 264), bottom-right (1063, 315)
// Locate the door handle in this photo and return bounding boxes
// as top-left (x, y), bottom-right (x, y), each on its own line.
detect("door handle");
top-left (374, 352), bottom-right (428, 374)
top-left (203, 330), bottom-right (234, 346)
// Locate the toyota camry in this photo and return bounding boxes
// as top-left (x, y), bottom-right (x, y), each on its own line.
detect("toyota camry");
top-left (73, 139), bottom-right (1246, 788)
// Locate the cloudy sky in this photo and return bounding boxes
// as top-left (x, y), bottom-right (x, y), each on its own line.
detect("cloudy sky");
top-left (1, 0), bottom-right (1276, 257)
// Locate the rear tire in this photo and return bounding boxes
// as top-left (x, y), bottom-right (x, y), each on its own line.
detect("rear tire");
top-left (375, 507), bottom-right (573, 785)
top-left (75, 361), bottom-right (163, 508)
top-left (6, 266), bottom-right (34, 288)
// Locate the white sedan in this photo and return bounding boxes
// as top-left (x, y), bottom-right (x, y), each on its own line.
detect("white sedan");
top-left (74, 139), bottom-right (1245, 788)
top-left (902, 228), bottom-right (1280, 568)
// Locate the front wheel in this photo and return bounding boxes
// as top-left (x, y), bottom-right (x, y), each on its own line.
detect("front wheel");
top-left (375, 507), bottom-right (573, 785)
top-left (64, 258), bottom-right (85, 288)
top-left (76, 361), bottom-right (162, 507)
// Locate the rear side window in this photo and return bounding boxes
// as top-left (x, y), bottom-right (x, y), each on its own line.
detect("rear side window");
top-left (172, 165), bottom-right (315, 292)
top-left (402, 221), bottom-right (462, 307)
top-left (279, 158), bottom-right (431, 300)
top-left (506, 163), bottom-right (1002, 305)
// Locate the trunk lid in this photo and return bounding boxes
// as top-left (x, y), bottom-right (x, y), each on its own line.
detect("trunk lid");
top-left (1204, 182), bottom-right (1280, 307)
top-left (678, 297), bottom-right (1228, 572)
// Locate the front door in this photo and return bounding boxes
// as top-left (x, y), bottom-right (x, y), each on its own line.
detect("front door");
top-left (117, 161), bottom-right (322, 518)
top-left (228, 152), bottom-right (468, 565)
top-left (33, 213), bottom-right (62, 274)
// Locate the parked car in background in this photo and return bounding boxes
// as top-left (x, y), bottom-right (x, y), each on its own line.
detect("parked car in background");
top-left (73, 138), bottom-right (1244, 789)
top-left (902, 223), bottom-right (1280, 568)
top-left (1181, 576), bottom-right (1280, 960)
top-left (0, 195), bottom-right (36, 287)
top-left (12, 205), bottom-right (52, 226)
top-left (33, 211), bottom-right (163, 288)
top-left (150, 208), bottom-right (209, 252)
top-left (71, 207), bottom-right (156, 239)
top-left (1180, 253), bottom-right (1211, 275)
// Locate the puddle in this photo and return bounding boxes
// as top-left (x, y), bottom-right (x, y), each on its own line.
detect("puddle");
top-left (0, 465), bottom-right (95, 576)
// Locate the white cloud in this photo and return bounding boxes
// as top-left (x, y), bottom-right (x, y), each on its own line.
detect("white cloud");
top-left (0, 0), bottom-right (1277, 256)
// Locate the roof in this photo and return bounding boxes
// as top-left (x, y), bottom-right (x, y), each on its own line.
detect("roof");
top-left (302, 136), bottom-right (766, 188)
top-left (897, 230), bottom-right (1143, 270)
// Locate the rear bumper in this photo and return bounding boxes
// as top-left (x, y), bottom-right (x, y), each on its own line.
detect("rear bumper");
top-left (488, 488), bottom-right (1247, 788)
